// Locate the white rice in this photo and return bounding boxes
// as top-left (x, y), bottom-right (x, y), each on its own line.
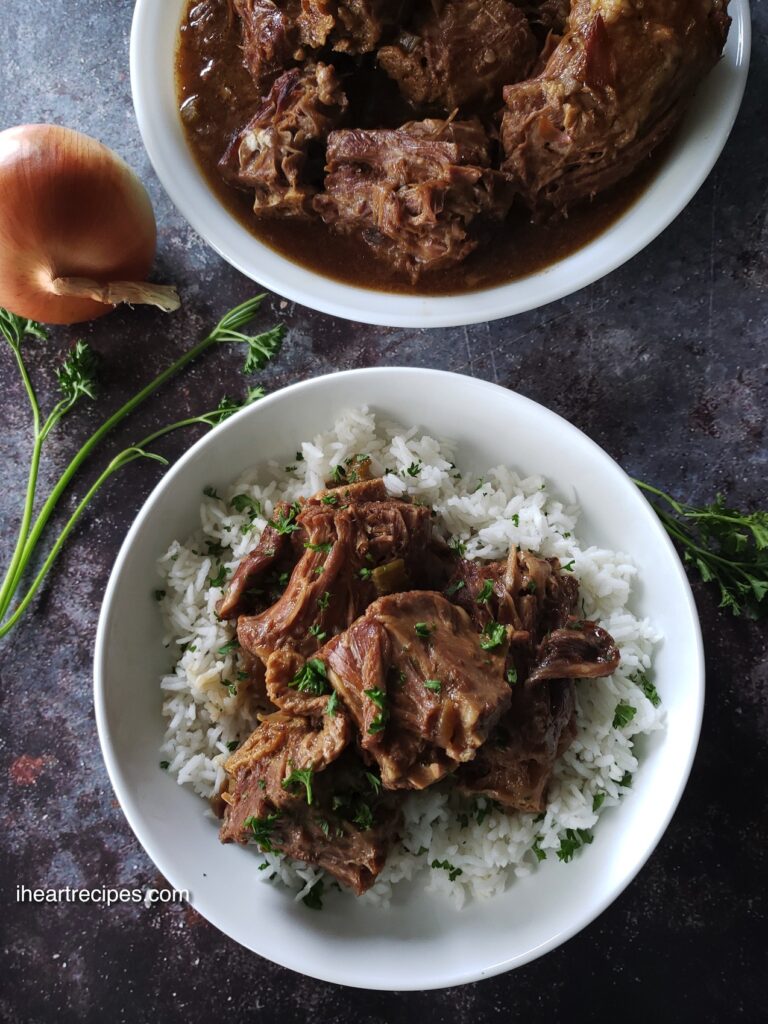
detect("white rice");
top-left (157, 407), bottom-right (663, 908)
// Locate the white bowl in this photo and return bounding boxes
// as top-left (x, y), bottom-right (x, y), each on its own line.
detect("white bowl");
top-left (130, 0), bottom-right (749, 329)
top-left (95, 367), bottom-right (703, 989)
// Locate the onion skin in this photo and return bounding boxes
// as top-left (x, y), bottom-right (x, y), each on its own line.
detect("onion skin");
top-left (0, 124), bottom-right (179, 324)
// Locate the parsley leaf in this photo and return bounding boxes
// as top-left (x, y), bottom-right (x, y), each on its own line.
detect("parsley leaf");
top-left (244, 812), bottom-right (280, 852)
top-left (556, 828), bottom-right (593, 863)
top-left (304, 541), bottom-right (333, 554)
top-left (431, 859), bottom-right (463, 882)
top-left (217, 638), bottom-right (240, 656)
top-left (445, 579), bottom-right (465, 597)
top-left (506, 667), bottom-right (518, 686)
top-left (289, 659), bottom-right (330, 695)
top-left (414, 621), bottom-right (433, 638)
top-left (230, 493), bottom-right (262, 517)
top-left (302, 878), bottom-right (324, 910)
top-left (268, 502), bottom-right (301, 535)
top-left (613, 702), bottom-right (637, 729)
top-left (325, 690), bottom-right (339, 717)
top-left (476, 579), bottom-right (494, 604)
top-left (631, 670), bottom-right (661, 708)
top-left (480, 621), bottom-right (506, 650)
top-left (282, 766), bottom-right (314, 804)
top-left (208, 564), bottom-right (228, 588)
top-left (424, 679), bottom-right (442, 693)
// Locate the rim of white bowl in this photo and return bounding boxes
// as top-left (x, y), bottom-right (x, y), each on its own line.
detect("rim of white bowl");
top-left (94, 367), bottom-right (705, 988)
top-left (130, 0), bottom-right (750, 329)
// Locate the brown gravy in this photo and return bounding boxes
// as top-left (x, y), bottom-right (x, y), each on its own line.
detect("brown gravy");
top-left (175, 0), bottom-right (663, 297)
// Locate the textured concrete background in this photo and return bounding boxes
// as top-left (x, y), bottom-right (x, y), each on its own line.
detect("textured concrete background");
top-left (0, 1), bottom-right (766, 1021)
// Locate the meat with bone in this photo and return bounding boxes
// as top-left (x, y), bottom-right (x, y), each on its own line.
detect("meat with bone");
top-left (220, 711), bottom-right (400, 894)
top-left (220, 63), bottom-right (348, 217)
top-left (237, 489), bottom-right (434, 662)
top-left (500, 0), bottom-right (731, 210)
top-left (378, 0), bottom-right (537, 110)
top-left (314, 118), bottom-right (513, 279)
top-left (322, 590), bottom-right (512, 789)
top-left (528, 617), bottom-right (620, 683)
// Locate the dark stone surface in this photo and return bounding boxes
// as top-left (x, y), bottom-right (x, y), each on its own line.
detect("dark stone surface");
top-left (0, 1), bottom-right (766, 1021)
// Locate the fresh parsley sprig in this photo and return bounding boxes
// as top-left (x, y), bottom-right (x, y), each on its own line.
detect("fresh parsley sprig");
top-left (635, 480), bottom-right (768, 618)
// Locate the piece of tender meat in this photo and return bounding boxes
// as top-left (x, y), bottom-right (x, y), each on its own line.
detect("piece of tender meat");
top-left (523, 0), bottom-right (572, 36)
top-left (238, 495), bottom-right (434, 662)
top-left (220, 713), bottom-right (400, 894)
top-left (216, 509), bottom-right (294, 620)
top-left (528, 617), bottom-right (620, 683)
top-left (264, 648), bottom-right (333, 715)
top-left (323, 590), bottom-right (512, 789)
top-left (457, 679), bottom-right (576, 812)
top-left (500, 0), bottom-right (731, 210)
top-left (445, 548), bottom-right (578, 639)
top-left (314, 118), bottom-right (513, 279)
top-left (233, 0), bottom-right (303, 94)
top-left (220, 63), bottom-right (348, 217)
top-left (300, 0), bottom-right (404, 53)
top-left (379, 0), bottom-right (537, 111)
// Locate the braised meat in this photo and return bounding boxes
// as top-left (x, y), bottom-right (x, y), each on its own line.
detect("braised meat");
top-left (234, 0), bottom-right (403, 93)
top-left (220, 63), bottom-right (347, 217)
top-left (379, 0), bottom-right (537, 110)
top-left (528, 617), bottom-right (620, 683)
top-left (323, 590), bottom-right (512, 788)
top-left (501, 0), bottom-right (731, 210)
top-left (216, 504), bottom-right (295, 619)
top-left (314, 118), bottom-right (513, 279)
top-left (237, 490), bottom-right (434, 662)
top-left (457, 679), bottom-right (576, 812)
top-left (220, 711), bottom-right (400, 893)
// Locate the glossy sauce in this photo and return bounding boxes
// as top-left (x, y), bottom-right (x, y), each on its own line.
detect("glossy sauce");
top-left (176, 0), bottom-right (663, 296)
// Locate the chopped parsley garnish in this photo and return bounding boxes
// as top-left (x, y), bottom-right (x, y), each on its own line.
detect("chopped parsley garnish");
top-left (317, 590), bottom-right (330, 610)
top-left (364, 687), bottom-right (387, 709)
top-left (368, 712), bottom-right (388, 735)
top-left (592, 792), bottom-right (606, 812)
top-left (319, 819), bottom-right (331, 838)
top-left (159, 760), bottom-right (170, 770)
top-left (431, 859), bottom-right (463, 882)
top-left (620, 771), bottom-right (633, 788)
top-left (304, 541), bottom-right (333, 554)
top-left (631, 670), bottom-right (661, 707)
top-left (475, 799), bottom-right (500, 825)
top-left (302, 879), bottom-right (324, 910)
top-left (359, 567), bottom-right (373, 580)
top-left (237, 670), bottom-right (249, 681)
top-left (282, 766), bottom-right (314, 804)
top-left (531, 836), bottom-right (546, 862)
top-left (479, 621), bottom-right (506, 650)
top-left (208, 564), bottom-right (228, 588)
top-left (203, 486), bottom-right (221, 500)
top-left (424, 679), bottom-right (442, 693)
top-left (613, 702), bottom-right (637, 729)
top-left (295, 451), bottom-right (304, 461)
top-left (556, 828), bottom-right (593, 863)
top-left (448, 537), bottom-right (467, 557)
top-left (405, 461), bottom-right (422, 478)
top-left (330, 464), bottom-right (347, 483)
top-left (308, 624), bottom-right (327, 643)
top-left (226, 741), bottom-right (239, 752)
top-left (153, 589), bottom-right (165, 601)
top-left (561, 560), bottom-right (575, 572)
top-left (224, 681), bottom-right (237, 697)
top-left (445, 579), bottom-right (465, 597)
top-left (244, 812), bottom-right (280, 852)
top-left (414, 621), bottom-right (433, 638)
top-left (320, 493), bottom-right (338, 506)
top-left (284, 465), bottom-right (297, 473)
top-left (511, 513), bottom-right (520, 527)
top-left (506, 667), bottom-right (518, 686)
top-left (268, 502), bottom-right (301, 535)
top-left (365, 771), bottom-right (382, 795)
top-left (325, 691), bottom-right (339, 717)
top-left (364, 688), bottom-right (389, 733)
top-left (230, 493), bottom-right (262, 517)
top-left (206, 539), bottom-right (226, 558)
top-left (527, 579), bottom-right (538, 594)
top-left (313, 565), bottom-right (325, 575)
top-left (289, 658), bottom-right (331, 695)
top-left (217, 638), bottom-right (240, 656)
top-left (476, 579), bottom-right (494, 604)
top-left (352, 801), bottom-right (374, 830)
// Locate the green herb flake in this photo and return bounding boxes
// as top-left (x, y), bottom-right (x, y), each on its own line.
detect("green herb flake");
top-left (531, 836), bottom-right (546, 862)
top-left (620, 771), bottom-right (633, 788)
top-left (424, 678), bottom-right (442, 693)
top-left (352, 801), bottom-right (374, 830)
top-left (282, 766), bottom-right (315, 804)
top-left (159, 760), bottom-right (170, 770)
top-left (244, 812), bottom-right (280, 852)
top-left (448, 537), bottom-right (467, 557)
top-left (208, 564), bottom-right (229, 589)
top-left (431, 859), bottom-right (463, 882)
top-left (365, 771), bottom-right (382, 795)
top-left (289, 659), bottom-right (330, 696)
top-left (405, 461), bottom-right (422, 478)
top-left (476, 579), bottom-right (494, 604)
top-left (203, 486), bottom-right (221, 500)
top-left (506, 667), bottom-right (518, 686)
top-left (304, 541), bottom-right (333, 554)
top-left (445, 579), bottom-right (466, 597)
top-left (317, 590), bottom-right (331, 610)
top-left (321, 493), bottom-right (338, 506)
top-left (592, 792), bottom-right (606, 812)
top-left (268, 502), bottom-right (301, 535)
top-left (308, 624), bottom-right (327, 643)
top-left (480, 621), bottom-right (506, 651)
top-left (556, 828), bottom-right (593, 863)
top-left (226, 741), bottom-right (239, 752)
top-left (511, 513), bottom-right (520, 527)
top-left (230, 493), bottom-right (262, 517)
top-left (153, 589), bottom-right (166, 601)
top-left (414, 621), bottom-right (433, 639)
top-left (562, 560), bottom-right (575, 572)
top-left (631, 670), bottom-right (661, 708)
top-left (613, 702), bottom-right (637, 729)
top-left (325, 690), bottom-right (339, 717)
top-left (217, 638), bottom-right (240, 656)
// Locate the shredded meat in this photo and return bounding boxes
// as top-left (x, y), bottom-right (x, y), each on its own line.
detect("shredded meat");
top-left (237, 490), bottom-right (433, 662)
top-left (323, 590), bottom-right (512, 789)
top-left (379, 0), bottom-right (537, 110)
top-left (220, 63), bottom-right (347, 217)
top-left (457, 679), bottom-right (576, 812)
top-left (500, 0), bottom-right (731, 210)
top-left (314, 117), bottom-right (513, 280)
top-left (220, 712), bottom-right (400, 893)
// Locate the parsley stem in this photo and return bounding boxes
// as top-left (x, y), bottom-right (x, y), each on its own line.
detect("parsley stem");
top-left (0, 295), bottom-right (266, 622)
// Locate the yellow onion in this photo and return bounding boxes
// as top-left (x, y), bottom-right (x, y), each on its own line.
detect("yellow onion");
top-left (0, 124), bottom-right (179, 324)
